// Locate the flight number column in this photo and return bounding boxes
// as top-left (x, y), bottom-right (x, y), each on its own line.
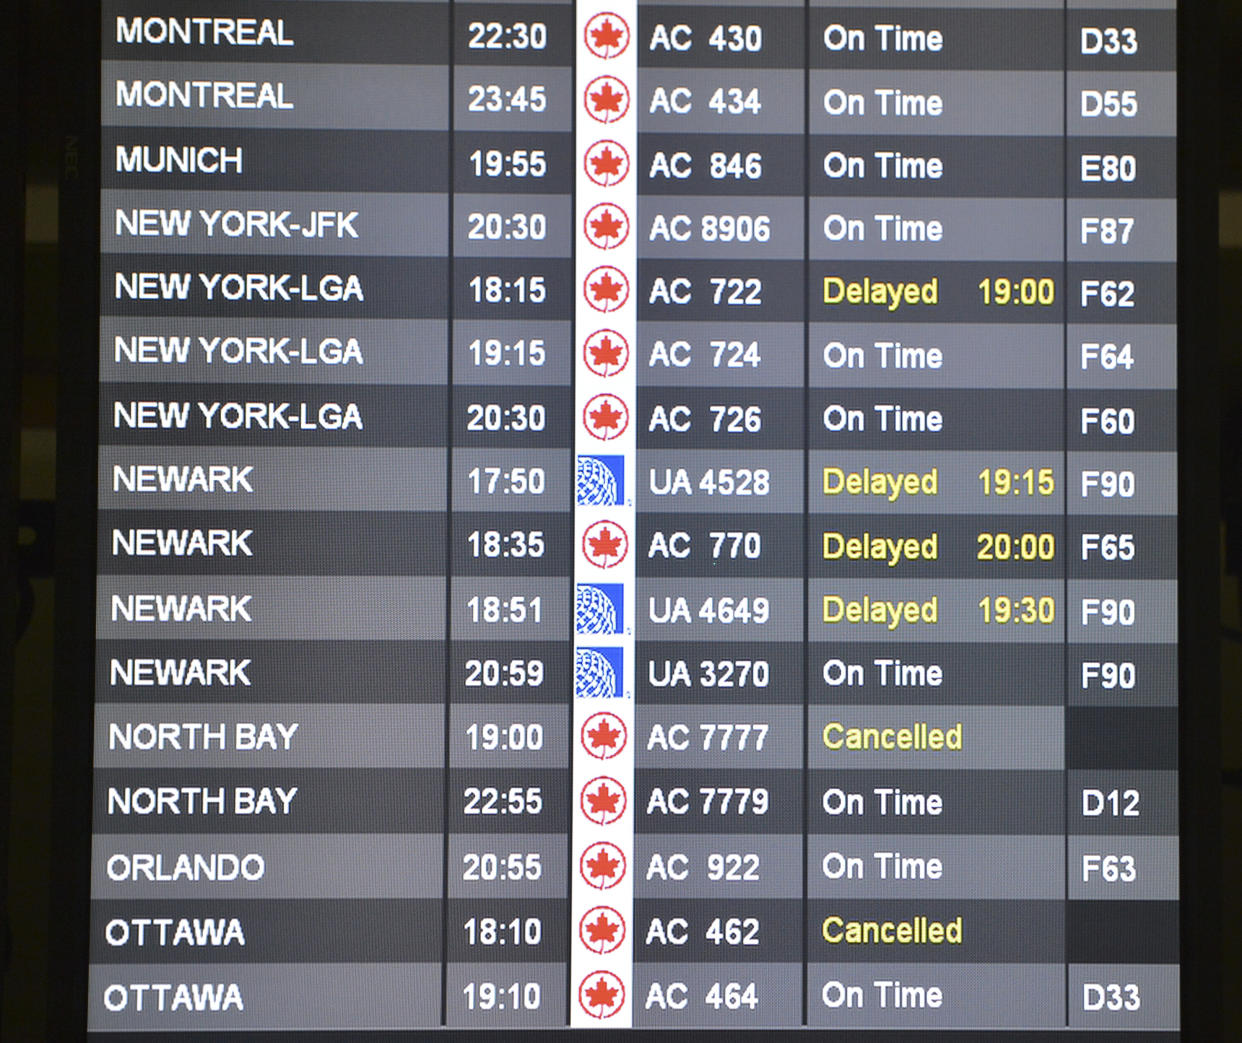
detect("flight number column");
top-left (1065, 2), bottom-right (1179, 1029)
top-left (804, 3), bottom-right (1067, 1029)
top-left (445, 0), bottom-right (575, 1026)
top-left (92, 1), bottom-right (450, 1030)
top-left (634, 0), bottom-right (805, 1027)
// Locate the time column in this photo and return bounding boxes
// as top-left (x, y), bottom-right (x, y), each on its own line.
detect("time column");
top-left (93, 0), bottom-right (451, 1031)
top-left (1065, 1), bottom-right (1179, 1030)
top-left (445, 0), bottom-right (575, 1026)
top-left (634, 0), bottom-right (806, 1027)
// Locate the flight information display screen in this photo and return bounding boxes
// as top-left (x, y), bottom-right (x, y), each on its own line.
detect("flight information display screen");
top-left (88, 0), bottom-right (1184, 1033)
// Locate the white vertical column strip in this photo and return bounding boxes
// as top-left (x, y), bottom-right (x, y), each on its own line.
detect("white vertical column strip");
top-left (572, 1), bottom-right (637, 1027)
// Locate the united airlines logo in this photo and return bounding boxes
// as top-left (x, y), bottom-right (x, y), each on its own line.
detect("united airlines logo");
top-left (575, 584), bottom-right (624, 635)
top-left (577, 455), bottom-right (624, 506)
top-left (575, 646), bottom-right (623, 698)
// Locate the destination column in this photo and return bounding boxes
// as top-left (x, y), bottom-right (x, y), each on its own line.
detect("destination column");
top-left (91, 1), bottom-right (451, 1030)
top-left (804, 2), bottom-right (1068, 1028)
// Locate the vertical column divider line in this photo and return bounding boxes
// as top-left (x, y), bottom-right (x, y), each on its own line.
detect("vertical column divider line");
top-left (1062, 0), bottom-right (1071, 1027)
top-left (441, 0), bottom-right (455, 1024)
top-left (566, 18), bottom-right (577, 1023)
top-left (801, 0), bottom-right (811, 1026)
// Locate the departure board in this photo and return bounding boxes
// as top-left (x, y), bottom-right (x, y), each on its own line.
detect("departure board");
top-left (87, 0), bottom-right (1187, 1034)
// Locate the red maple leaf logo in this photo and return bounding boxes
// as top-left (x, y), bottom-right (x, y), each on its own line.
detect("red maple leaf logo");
top-left (590, 336), bottom-right (624, 368)
top-left (588, 526), bottom-right (623, 560)
top-left (584, 394), bottom-right (628, 440)
top-left (584, 911), bottom-right (619, 945)
top-left (590, 147), bottom-right (623, 178)
top-left (585, 848), bottom-right (620, 880)
top-left (586, 782), bottom-right (621, 816)
top-left (590, 82), bottom-right (625, 115)
top-left (589, 400), bottom-right (623, 431)
top-left (591, 19), bottom-right (625, 52)
top-left (583, 330), bottom-right (628, 378)
top-left (587, 718), bottom-right (621, 751)
top-left (590, 272), bottom-right (623, 303)
top-left (590, 209), bottom-right (624, 243)
top-left (579, 904), bottom-right (626, 953)
top-left (583, 976), bottom-right (619, 1010)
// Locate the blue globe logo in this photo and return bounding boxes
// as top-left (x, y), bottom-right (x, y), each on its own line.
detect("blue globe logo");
top-left (575, 649), bottom-right (617, 699)
top-left (577, 456), bottom-right (618, 506)
top-left (576, 585), bottom-right (618, 634)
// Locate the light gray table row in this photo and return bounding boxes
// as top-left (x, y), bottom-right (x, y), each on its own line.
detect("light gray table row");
top-left (91, 573), bottom-right (1174, 641)
top-left (640, 449), bottom-right (1177, 514)
top-left (93, 833), bottom-right (570, 900)
top-left (634, 322), bottom-right (1176, 390)
top-left (102, 190), bottom-right (576, 259)
top-left (102, 62), bottom-right (1174, 135)
top-left (87, 959), bottom-right (1177, 1031)
top-left (96, 576), bottom-right (569, 639)
top-left (94, 702), bottom-right (575, 768)
top-left (98, 189), bottom-right (1178, 262)
top-left (104, 63), bottom-right (572, 131)
top-left (89, 961), bottom-right (569, 1030)
top-left (101, 318), bottom-right (572, 386)
top-left (633, 833), bottom-right (1177, 900)
top-left (637, 198), bottom-right (1176, 262)
top-left (90, 828), bottom-right (1178, 903)
top-left (98, 316), bottom-right (1175, 389)
top-left (627, 962), bottom-right (1178, 1029)
top-left (98, 447), bottom-right (571, 511)
top-left (640, 71), bottom-right (1174, 136)
top-left (634, 577), bottom-right (1175, 642)
top-left (91, 700), bottom-right (1159, 772)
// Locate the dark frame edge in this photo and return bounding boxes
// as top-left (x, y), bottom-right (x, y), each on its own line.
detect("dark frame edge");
top-left (1176, 0), bottom-right (1222, 1039)
top-left (49, 0), bottom-right (101, 1035)
top-left (0, 0), bottom-right (27, 1025)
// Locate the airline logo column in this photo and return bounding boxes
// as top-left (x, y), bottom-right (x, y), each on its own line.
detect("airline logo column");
top-left (573, 2), bottom-right (635, 1027)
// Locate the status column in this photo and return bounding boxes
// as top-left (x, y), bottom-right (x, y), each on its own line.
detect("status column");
top-left (804, 2), bottom-right (1068, 1029)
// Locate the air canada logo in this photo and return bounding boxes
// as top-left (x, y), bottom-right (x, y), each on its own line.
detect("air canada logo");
top-left (582, 519), bottom-right (628, 569)
top-left (581, 776), bottom-right (627, 825)
top-left (583, 329), bottom-right (629, 378)
top-left (583, 393), bottom-right (628, 440)
top-left (584, 265), bottom-right (629, 313)
top-left (585, 75), bottom-right (630, 124)
top-left (581, 711), bottom-right (627, 758)
top-left (580, 841), bottom-right (626, 889)
top-left (584, 140), bottom-right (630, 188)
top-left (579, 971), bottom-right (625, 1019)
top-left (583, 203), bottom-right (629, 250)
top-left (585, 13), bottom-right (630, 59)
top-left (578, 905), bottom-right (626, 954)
